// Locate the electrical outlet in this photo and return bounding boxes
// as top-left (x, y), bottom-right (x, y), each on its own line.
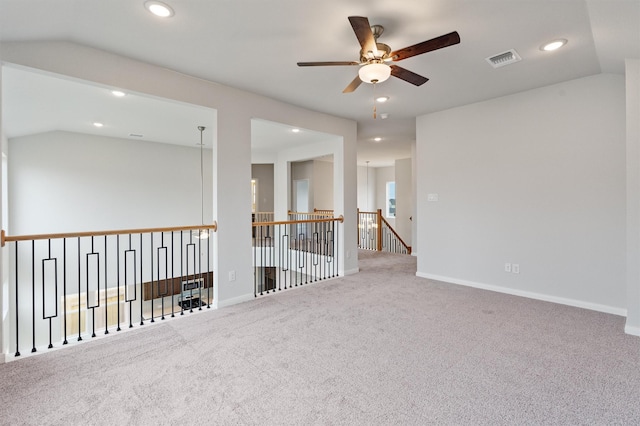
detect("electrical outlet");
top-left (505, 263), bottom-right (512, 273)
top-left (228, 270), bottom-right (236, 282)
top-left (512, 264), bottom-right (520, 274)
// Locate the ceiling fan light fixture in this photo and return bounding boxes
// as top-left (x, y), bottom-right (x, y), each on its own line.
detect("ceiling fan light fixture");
top-left (358, 63), bottom-right (391, 84)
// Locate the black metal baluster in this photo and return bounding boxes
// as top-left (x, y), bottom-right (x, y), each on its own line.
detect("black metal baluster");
top-left (42, 239), bottom-right (58, 349)
top-left (281, 228), bottom-right (288, 290)
top-left (139, 233), bottom-right (144, 326)
top-left (254, 225), bottom-right (258, 297)
top-left (319, 223), bottom-right (324, 279)
top-left (313, 224), bottom-right (319, 282)
top-left (325, 220), bottom-right (330, 279)
top-left (327, 227), bottom-right (334, 278)
top-left (198, 233), bottom-right (203, 310)
top-left (265, 225), bottom-right (269, 294)
top-left (264, 225), bottom-right (271, 294)
top-left (273, 225), bottom-right (278, 291)
top-left (206, 232), bottom-right (211, 308)
top-left (259, 226), bottom-right (264, 296)
top-left (293, 228), bottom-right (299, 287)
top-left (171, 232), bottom-right (176, 317)
top-left (159, 233), bottom-right (167, 320)
top-left (125, 234), bottom-right (135, 329)
top-left (335, 220), bottom-right (340, 278)
top-left (324, 224), bottom-right (329, 280)
top-left (187, 234), bottom-right (195, 313)
top-left (150, 233), bottom-right (155, 323)
top-left (31, 240), bottom-right (36, 353)
top-left (77, 237), bottom-right (82, 341)
top-left (87, 236), bottom-right (99, 338)
top-left (14, 242), bottom-right (20, 356)
top-left (116, 235), bottom-right (121, 331)
top-left (180, 231), bottom-right (184, 316)
top-left (63, 238), bottom-right (68, 344)
top-left (104, 236), bottom-right (109, 334)
top-left (287, 225), bottom-right (292, 289)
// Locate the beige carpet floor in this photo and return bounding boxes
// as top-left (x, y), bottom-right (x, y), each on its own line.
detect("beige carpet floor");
top-left (1, 250), bottom-right (639, 425)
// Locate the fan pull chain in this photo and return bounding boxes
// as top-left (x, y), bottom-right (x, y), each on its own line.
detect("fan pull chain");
top-left (372, 80), bottom-right (378, 119)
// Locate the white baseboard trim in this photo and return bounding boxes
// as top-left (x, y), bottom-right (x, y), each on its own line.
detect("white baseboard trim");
top-left (624, 324), bottom-right (640, 337)
top-left (343, 267), bottom-right (359, 276)
top-left (214, 293), bottom-right (255, 309)
top-left (416, 272), bottom-right (627, 317)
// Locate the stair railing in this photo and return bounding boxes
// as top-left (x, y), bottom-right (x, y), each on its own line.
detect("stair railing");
top-left (252, 215), bottom-right (343, 297)
top-left (1, 223), bottom-right (216, 358)
top-left (357, 209), bottom-right (411, 255)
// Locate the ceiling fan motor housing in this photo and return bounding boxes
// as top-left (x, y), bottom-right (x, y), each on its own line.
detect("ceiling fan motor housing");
top-left (360, 42), bottom-right (392, 62)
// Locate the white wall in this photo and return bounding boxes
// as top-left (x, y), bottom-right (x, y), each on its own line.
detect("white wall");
top-left (313, 159), bottom-right (333, 210)
top-left (626, 59), bottom-right (640, 335)
top-left (0, 41), bottom-right (358, 311)
top-left (291, 160), bottom-right (313, 211)
top-left (417, 73), bottom-right (627, 315)
top-left (411, 143), bottom-right (418, 255)
top-left (395, 158), bottom-right (412, 245)
top-left (9, 131), bottom-right (213, 234)
top-left (0, 64), bottom-right (6, 355)
top-left (357, 164), bottom-right (376, 211)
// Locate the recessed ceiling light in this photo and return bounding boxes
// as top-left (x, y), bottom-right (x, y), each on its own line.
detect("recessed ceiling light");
top-left (541, 39), bottom-right (567, 52)
top-left (144, 1), bottom-right (174, 18)
top-left (111, 90), bottom-right (126, 97)
top-left (373, 137), bottom-right (382, 142)
top-left (376, 96), bottom-right (389, 103)
top-left (292, 128), bottom-right (300, 133)
top-left (93, 122), bottom-right (104, 128)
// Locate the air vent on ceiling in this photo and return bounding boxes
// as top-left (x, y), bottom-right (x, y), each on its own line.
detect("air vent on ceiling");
top-left (485, 49), bottom-right (521, 68)
top-left (129, 133), bottom-right (144, 138)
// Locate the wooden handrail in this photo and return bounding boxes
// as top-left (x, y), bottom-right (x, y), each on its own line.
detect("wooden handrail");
top-left (1, 223), bottom-right (217, 247)
top-left (253, 215), bottom-right (344, 227)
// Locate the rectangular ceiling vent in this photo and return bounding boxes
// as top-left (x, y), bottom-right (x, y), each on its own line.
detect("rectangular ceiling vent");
top-left (485, 49), bottom-right (522, 68)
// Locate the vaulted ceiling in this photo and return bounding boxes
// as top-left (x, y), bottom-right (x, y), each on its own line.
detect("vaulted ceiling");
top-left (1, 0), bottom-right (638, 166)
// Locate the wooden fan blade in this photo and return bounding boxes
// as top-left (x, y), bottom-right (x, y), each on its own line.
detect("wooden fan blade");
top-left (342, 75), bottom-right (363, 93)
top-left (348, 16), bottom-right (377, 56)
top-left (390, 65), bottom-right (429, 86)
top-left (391, 31), bottom-right (461, 61)
top-left (297, 61), bottom-right (360, 67)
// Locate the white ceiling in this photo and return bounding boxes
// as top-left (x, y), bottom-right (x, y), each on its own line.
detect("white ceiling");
top-left (1, 0), bottom-right (638, 166)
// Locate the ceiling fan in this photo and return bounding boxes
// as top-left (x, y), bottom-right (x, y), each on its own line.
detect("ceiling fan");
top-left (297, 16), bottom-right (460, 93)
